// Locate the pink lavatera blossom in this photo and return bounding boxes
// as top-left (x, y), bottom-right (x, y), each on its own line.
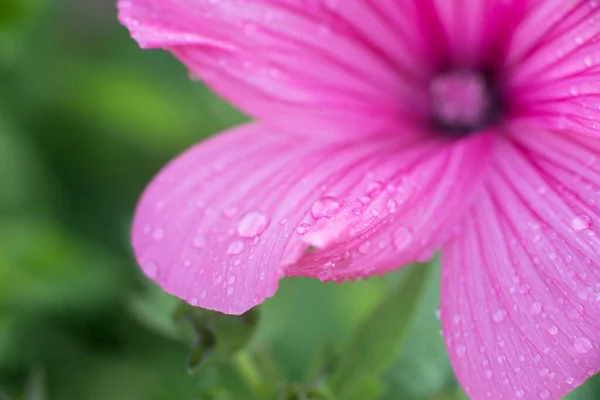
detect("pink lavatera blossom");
top-left (118, 1), bottom-right (600, 398)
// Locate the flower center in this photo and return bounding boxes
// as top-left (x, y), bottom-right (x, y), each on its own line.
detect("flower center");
top-left (429, 69), bottom-right (501, 137)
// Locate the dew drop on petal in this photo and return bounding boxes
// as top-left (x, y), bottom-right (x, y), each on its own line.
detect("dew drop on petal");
top-left (575, 337), bottom-right (593, 354)
top-left (358, 241), bottom-right (371, 254)
top-left (493, 309), bottom-right (507, 322)
top-left (548, 326), bottom-right (559, 335)
top-left (456, 345), bottom-right (466, 356)
top-left (311, 197), bottom-right (341, 219)
top-left (228, 275), bottom-right (236, 285)
top-left (392, 227), bottom-right (413, 250)
top-left (152, 228), bottom-right (165, 241)
top-left (143, 261), bottom-right (158, 278)
top-left (296, 223), bottom-right (311, 235)
top-left (531, 301), bottom-right (543, 315)
top-left (227, 240), bottom-right (245, 255)
top-left (572, 214), bottom-right (592, 231)
top-left (189, 297), bottom-right (199, 306)
top-left (237, 212), bottom-right (268, 238)
top-left (539, 389), bottom-right (550, 399)
top-left (227, 287), bottom-right (234, 296)
top-left (515, 389), bottom-right (525, 398)
top-left (193, 235), bottom-right (206, 248)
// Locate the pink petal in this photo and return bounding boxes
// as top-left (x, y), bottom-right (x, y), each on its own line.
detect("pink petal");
top-left (441, 131), bottom-right (600, 399)
top-left (117, 0), bottom-right (435, 139)
top-left (507, 1), bottom-right (600, 138)
top-left (132, 123), bottom-right (491, 314)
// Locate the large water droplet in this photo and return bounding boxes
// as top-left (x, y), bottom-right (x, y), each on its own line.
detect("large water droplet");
top-left (237, 212), bottom-right (268, 237)
top-left (296, 223), bottom-right (311, 235)
top-left (152, 228), bottom-right (165, 241)
top-left (548, 326), bottom-right (559, 335)
top-left (574, 337), bottom-right (593, 354)
top-left (572, 214), bottom-right (592, 231)
top-left (392, 227), bottom-right (413, 250)
top-left (193, 235), bottom-right (205, 248)
top-left (531, 301), bottom-right (543, 315)
top-left (143, 261), bottom-right (158, 278)
top-left (493, 309), bottom-right (507, 322)
top-left (358, 241), bottom-right (371, 254)
top-left (311, 197), bottom-right (341, 219)
top-left (227, 240), bottom-right (245, 255)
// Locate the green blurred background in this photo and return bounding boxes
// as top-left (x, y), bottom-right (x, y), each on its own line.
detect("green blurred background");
top-left (1, 1), bottom-right (600, 399)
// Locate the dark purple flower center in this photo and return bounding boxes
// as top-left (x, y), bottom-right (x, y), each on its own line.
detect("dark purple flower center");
top-left (429, 69), bottom-right (503, 137)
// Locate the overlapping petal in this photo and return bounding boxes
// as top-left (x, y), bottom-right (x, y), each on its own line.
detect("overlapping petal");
top-left (117, 0), bottom-right (439, 139)
top-left (507, 1), bottom-right (600, 138)
top-left (441, 130), bottom-right (600, 399)
top-left (132, 123), bottom-right (491, 314)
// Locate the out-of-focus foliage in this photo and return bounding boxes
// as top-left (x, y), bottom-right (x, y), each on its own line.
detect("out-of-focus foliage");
top-left (1, 1), bottom-right (599, 399)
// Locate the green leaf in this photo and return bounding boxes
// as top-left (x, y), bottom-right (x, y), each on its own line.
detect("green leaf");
top-left (174, 302), bottom-right (260, 370)
top-left (327, 263), bottom-right (431, 399)
top-left (128, 283), bottom-right (181, 340)
top-left (381, 258), bottom-right (457, 399)
top-left (0, 218), bottom-right (127, 313)
top-left (0, 114), bottom-right (53, 214)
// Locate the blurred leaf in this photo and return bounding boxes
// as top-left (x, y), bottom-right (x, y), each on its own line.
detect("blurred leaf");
top-left (128, 282), bottom-right (181, 340)
top-left (0, 113), bottom-right (53, 214)
top-left (0, 0), bottom-right (26, 28)
top-left (327, 263), bottom-right (431, 399)
top-left (0, 218), bottom-right (128, 312)
top-left (174, 302), bottom-right (260, 369)
top-left (381, 258), bottom-right (457, 399)
top-left (58, 62), bottom-right (246, 151)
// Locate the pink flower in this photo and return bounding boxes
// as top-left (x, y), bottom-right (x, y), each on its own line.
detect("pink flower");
top-left (118, 1), bottom-right (600, 398)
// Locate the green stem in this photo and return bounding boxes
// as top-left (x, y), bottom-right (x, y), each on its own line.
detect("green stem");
top-left (234, 351), bottom-right (269, 399)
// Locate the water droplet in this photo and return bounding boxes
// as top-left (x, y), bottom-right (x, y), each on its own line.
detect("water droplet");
top-left (515, 389), bottom-right (525, 398)
top-left (200, 291), bottom-right (207, 299)
top-left (435, 308), bottom-right (441, 320)
top-left (392, 227), bottom-right (413, 250)
top-left (540, 368), bottom-right (550, 377)
top-left (227, 240), bottom-right (245, 255)
top-left (152, 228), bottom-right (165, 241)
top-left (456, 345), bottom-right (466, 356)
top-left (548, 326), bottom-right (559, 335)
top-left (575, 337), bottom-right (593, 354)
top-left (358, 241), bottom-right (371, 254)
top-left (223, 205), bottom-right (238, 218)
top-left (311, 197), bottom-right (341, 219)
top-left (228, 275), bottom-right (236, 285)
top-left (296, 223), bottom-right (311, 235)
top-left (227, 287), bottom-right (234, 296)
top-left (143, 261), bottom-right (158, 278)
top-left (193, 235), bottom-right (205, 248)
top-left (189, 297), bottom-right (199, 306)
top-left (531, 301), bottom-right (543, 315)
top-left (539, 389), bottom-right (550, 399)
top-left (572, 214), bottom-right (592, 231)
top-left (493, 309), bottom-right (507, 322)
top-left (387, 199), bottom-right (397, 213)
top-left (237, 212), bottom-right (268, 237)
